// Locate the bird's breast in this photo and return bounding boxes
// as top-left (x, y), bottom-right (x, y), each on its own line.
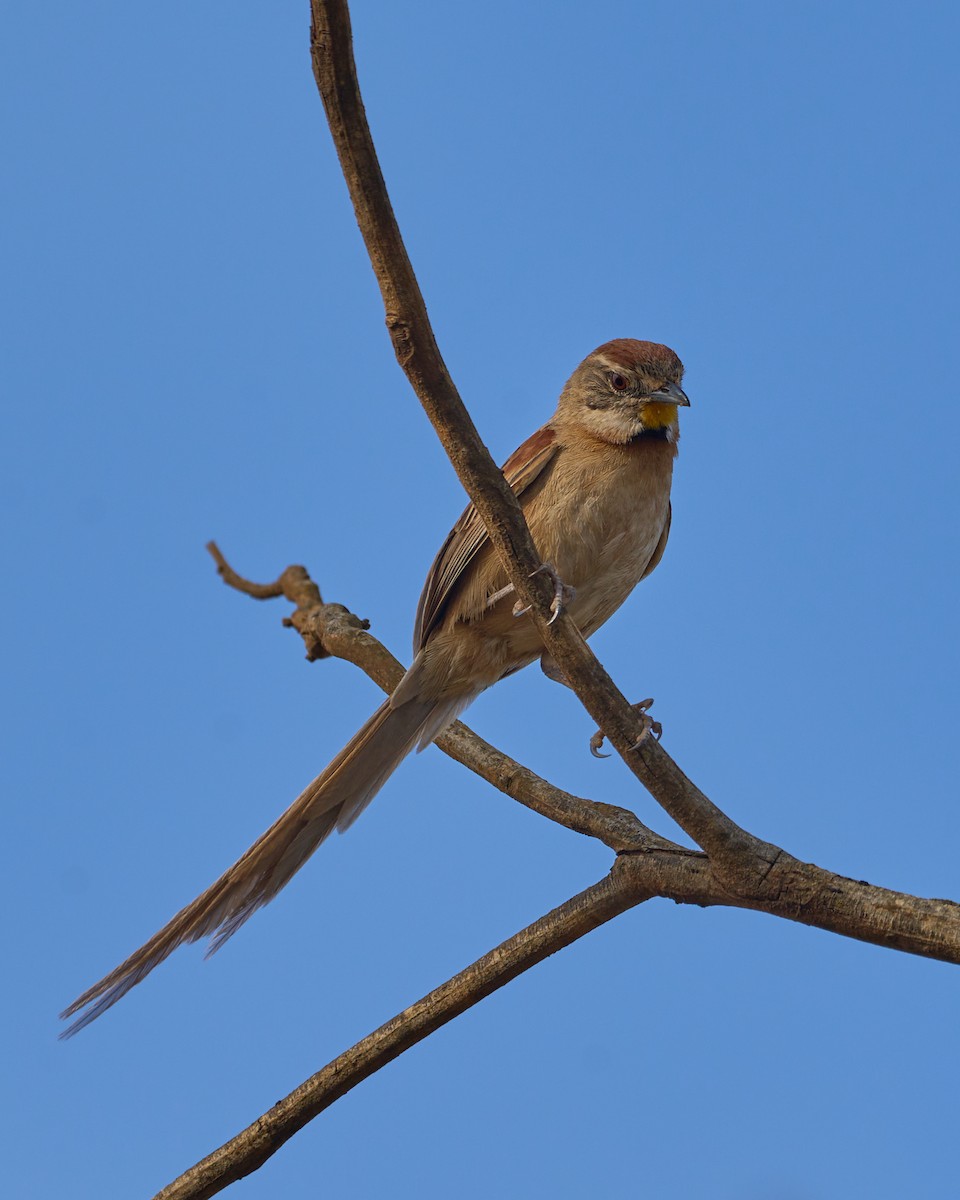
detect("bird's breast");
top-left (416, 438), bottom-right (675, 699)
top-left (526, 439), bottom-right (674, 637)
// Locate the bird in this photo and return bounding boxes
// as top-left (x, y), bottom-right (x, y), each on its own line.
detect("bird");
top-left (61, 337), bottom-right (689, 1035)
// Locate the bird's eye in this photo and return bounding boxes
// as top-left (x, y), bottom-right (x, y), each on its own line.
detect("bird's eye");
top-left (609, 373), bottom-right (629, 391)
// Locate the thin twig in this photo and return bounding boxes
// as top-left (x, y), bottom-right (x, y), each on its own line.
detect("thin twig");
top-left (206, 542), bottom-right (659, 851)
top-left (206, 541), bottom-right (289, 600)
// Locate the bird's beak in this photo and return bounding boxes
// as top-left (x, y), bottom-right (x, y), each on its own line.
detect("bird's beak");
top-left (650, 381), bottom-right (690, 406)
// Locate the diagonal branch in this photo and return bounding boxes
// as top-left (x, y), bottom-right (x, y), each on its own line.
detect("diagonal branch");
top-left (308, 0), bottom-right (774, 883)
top-left (152, 834), bottom-right (960, 1200)
top-left (153, 870), bottom-right (650, 1200)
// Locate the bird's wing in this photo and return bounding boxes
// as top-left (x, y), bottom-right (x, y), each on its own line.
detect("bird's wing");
top-left (640, 501), bottom-right (671, 580)
top-left (413, 425), bottom-right (559, 651)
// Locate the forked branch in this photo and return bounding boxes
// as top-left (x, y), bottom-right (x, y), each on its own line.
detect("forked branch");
top-left (155, 547), bottom-right (960, 1200)
top-left (207, 546), bottom-right (960, 976)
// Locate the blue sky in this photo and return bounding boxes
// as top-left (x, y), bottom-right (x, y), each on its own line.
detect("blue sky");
top-left (5, 2), bottom-right (960, 1196)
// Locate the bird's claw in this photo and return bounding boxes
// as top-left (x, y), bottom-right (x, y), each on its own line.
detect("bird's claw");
top-left (589, 729), bottom-right (611, 759)
top-left (590, 698), bottom-right (662, 758)
top-left (512, 562), bottom-right (575, 624)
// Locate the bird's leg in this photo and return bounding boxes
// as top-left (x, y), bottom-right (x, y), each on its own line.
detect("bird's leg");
top-left (539, 653), bottom-right (567, 686)
top-left (538, 656), bottom-right (661, 756)
top-left (589, 698), bottom-right (661, 759)
top-left (512, 562), bottom-right (575, 625)
top-left (484, 582), bottom-right (516, 609)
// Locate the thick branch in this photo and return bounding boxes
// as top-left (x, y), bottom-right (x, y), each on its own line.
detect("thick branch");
top-left (152, 871), bottom-right (648, 1200)
top-left (618, 851), bottom-right (960, 961)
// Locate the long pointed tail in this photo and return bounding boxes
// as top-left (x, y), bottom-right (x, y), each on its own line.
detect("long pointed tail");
top-left (60, 694), bottom-right (454, 1036)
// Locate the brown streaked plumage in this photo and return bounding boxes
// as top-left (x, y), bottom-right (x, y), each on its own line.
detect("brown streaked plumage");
top-left (61, 338), bottom-right (689, 1035)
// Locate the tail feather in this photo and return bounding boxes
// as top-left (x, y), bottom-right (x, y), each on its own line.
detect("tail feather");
top-left (414, 693), bottom-right (475, 752)
top-left (60, 693), bottom-right (461, 1037)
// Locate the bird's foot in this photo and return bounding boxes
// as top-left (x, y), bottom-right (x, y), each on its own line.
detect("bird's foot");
top-left (512, 562), bottom-right (575, 625)
top-left (590, 698), bottom-right (662, 759)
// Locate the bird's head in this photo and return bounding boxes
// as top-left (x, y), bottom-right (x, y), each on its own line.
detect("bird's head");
top-left (556, 338), bottom-right (689, 446)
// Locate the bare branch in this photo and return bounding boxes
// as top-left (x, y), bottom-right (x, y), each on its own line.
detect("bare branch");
top-left (152, 871), bottom-right (649, 1200)
top-left (206, 541), bottom-right (288, 600)
top-left (307, 0), bottom-right (778, 881)
top-left (206, 544), bottom-right (960, 972)
top-left (206, 543), bottom-right (658, 852)
top-left (207, 540), bottom-right (334, 660)
top-left (152, 834), bottom-right (960, 1199)
top-left (620, 850), bottom-right (960, 962)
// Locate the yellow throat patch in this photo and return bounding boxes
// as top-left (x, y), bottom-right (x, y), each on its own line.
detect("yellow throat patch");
top-left (640, 402), bottom-right (680, 432)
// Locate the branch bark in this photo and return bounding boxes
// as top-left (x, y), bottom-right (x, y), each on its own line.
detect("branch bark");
top-left (153, 872), bottom-right (646, 1200)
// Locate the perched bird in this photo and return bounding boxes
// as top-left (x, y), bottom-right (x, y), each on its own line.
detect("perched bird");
top-left (61, 338), bottom-right (689, 1035)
